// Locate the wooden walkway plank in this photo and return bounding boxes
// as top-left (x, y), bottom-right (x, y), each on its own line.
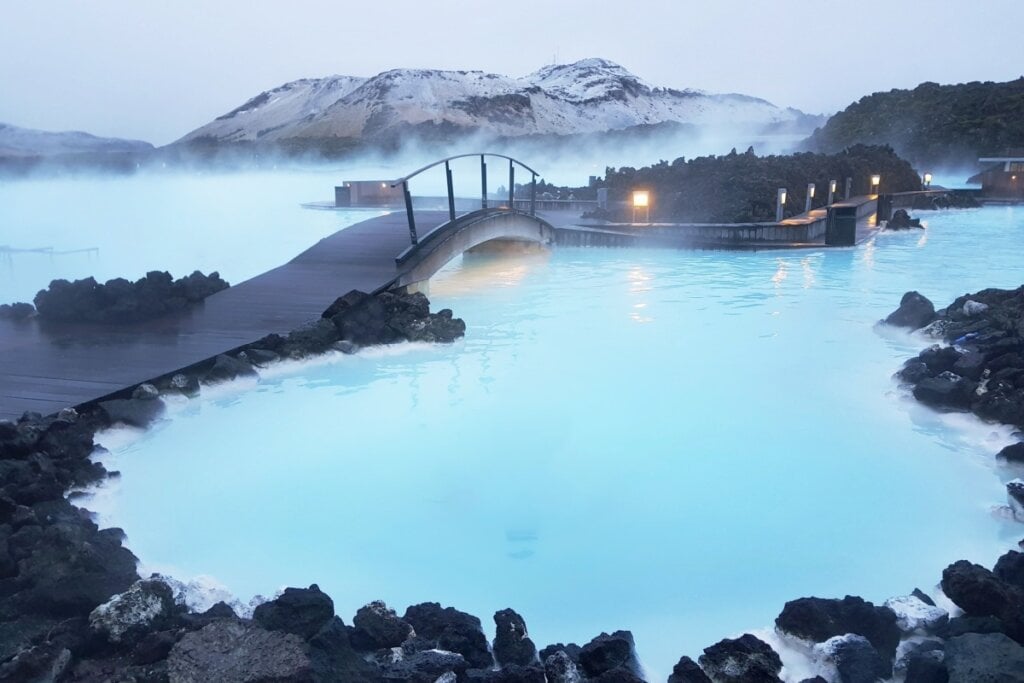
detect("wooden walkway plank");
top-left (0, 211), bottom-right (447, 420)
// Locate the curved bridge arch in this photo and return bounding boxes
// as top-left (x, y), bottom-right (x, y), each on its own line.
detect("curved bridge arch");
top-left (385, 153), bottom-right (555, 290)
top-left (392, 208), bottom-right (555, 290)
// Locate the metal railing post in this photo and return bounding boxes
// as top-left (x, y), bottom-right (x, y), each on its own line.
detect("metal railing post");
top-left (445, 161), bottom-right (455, 222)
top-left (402, 181), bottom-right (418, 245)
top-left (530, 173), bottom-right (536, 216)
top-left (508, 159), bottom-right (515, 209)
top-left (480, 155), bottom-right (488, 210)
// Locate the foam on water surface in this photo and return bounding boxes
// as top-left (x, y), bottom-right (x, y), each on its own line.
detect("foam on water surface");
top-left (5, 177), bottom-right (1022, 680)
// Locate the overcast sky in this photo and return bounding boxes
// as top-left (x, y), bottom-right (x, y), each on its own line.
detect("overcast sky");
top-left (1, 0), bottom-right (1021, 145)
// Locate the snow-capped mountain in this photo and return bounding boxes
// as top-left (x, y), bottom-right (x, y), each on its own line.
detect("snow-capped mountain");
top-left (179, 58), bottom-right (820, 145)
top-left (0, 123), bottom-right (153, 158)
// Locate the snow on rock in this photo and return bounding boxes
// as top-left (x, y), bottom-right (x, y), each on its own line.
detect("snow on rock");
top-left (178, 58), bottom-right (821, 144)
top-left (884, 595), bottom-right (949, 633)
top-left (962, 299), bottom-right (989, 316)
top-left (812, 634), bottom-right (887, 682)
top-left (150, 572), bottom-right (266, 618)
top-left (89, 578), bottom-right (176, 644)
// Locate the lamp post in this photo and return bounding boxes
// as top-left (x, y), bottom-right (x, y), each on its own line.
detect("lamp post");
top-left (776, 188), bottom-right (787, 222)
top-left (844, 177), bottom-right (852, 200)
top-left (828, 179), bottom-right (837, 205)
top-left (632, 190), bottom-right (650, 223)
top-left (805, 183), bottom-right (816, 213)
top-left (923, 172), bottom-right (933, 189)
top-left (870, 174), bottom-right (881, 196)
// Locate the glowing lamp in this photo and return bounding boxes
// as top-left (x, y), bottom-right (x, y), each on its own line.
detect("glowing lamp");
top-left (808, 184), bottom-right (816, 198)
top-left (923, 172), bottom-right (933, 184)
top-left (871, 174), bottom-right (881, 187)
top-left (632, 190), bottom-right (650, 208)
top-left (829, 180), bottom-right (837, 193)
top-left (779, 190), bottom-right (787, 205)
top-left (381, 182), bottom-right (387, 188)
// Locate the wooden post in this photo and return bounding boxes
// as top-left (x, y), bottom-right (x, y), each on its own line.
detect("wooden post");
top-left (445, 161), bottom-right (455, 222)
top-left (508, 159), bottom-right (515, 209)
top-left (481, 155), bottom-right (488, 209)
top-left (402, 181), bottom-right (417, 245)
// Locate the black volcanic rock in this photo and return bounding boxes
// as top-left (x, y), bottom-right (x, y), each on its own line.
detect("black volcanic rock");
top-left (539, 643), bottom-right (581, 665)
top-left (14, 514), bottom-right (139, 619)
top-left (995, 551), bottom-right (1024, 590)
top-left (775, 596), bottom-right (901, 662)
top-left (324, 290), bottom-right (465, 346)
top-left (941, 560), bottom-right (1024, 643)
top-left (468, 663), bottom-right (547, 682)
top-left (827, 634), bottom-right (889, 683)
top-left (252, 585), bottom-right (335, 640)
top-left (912, 588), bottom-right (936, 606)
top-left (352, 600), bottom-right (413, 650)
top-left (201, 354), bottom-right (256, 384)
top-left (668, 655), bottom-right (711, 682)
top-left (403, 602), bottom-right (491, 669)
top-left (578, 631), bottom-right (641, 678)
top-left (167, 618), bottom-right (313, 682)
top-left (308, 616), bottom-right (381, 682)
top-left (32, 270), bottom-right (228, 324)
top-left (98, 397), bottom-right (165, 428)
top-left (917, 345), bottom-right (962, 374)
top-left (903, 649), bottom-right (947, 683)
top-left (913, 371), bottom-right (975, 409)
top-left (493, 608), bottom-right (537, 667)
top-left (944, 633), bottom-right (1024, 682)
top-left (381, 648), bottom-right (468, 681)
top-left (544, 650), bottom-right (584, 683)
top-left (998, 443), bottom-right (1024, 464)
top-left (885, 291), bottom-right (935, 330)
top-left (886, 209), bottom-right (921, 229)
top-left (698, 634), bottom-right (782, 683)
top-left (0, 302), bottom-right (35, 320)
top-left (937, 615), bottom-right (1007, 639)
top-left (898, 361), bottom-right (932, 384)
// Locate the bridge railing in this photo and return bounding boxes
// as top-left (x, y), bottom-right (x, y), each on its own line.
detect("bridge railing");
top-left (390, 153), bottom-right (541, 246)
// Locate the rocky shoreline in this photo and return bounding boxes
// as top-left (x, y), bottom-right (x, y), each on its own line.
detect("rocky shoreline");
top-left (885, 285), bottom-right (1024, 514)
top-left (2, 286), bottom-right (1024, 681)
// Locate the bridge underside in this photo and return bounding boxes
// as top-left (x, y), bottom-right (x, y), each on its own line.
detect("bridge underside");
top-left (392, 209), bottom-right (555, 291)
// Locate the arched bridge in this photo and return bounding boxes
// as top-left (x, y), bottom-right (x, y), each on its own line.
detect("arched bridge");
top-left (385, 153), bottom-right (559, 290)
top-left (0, 153), bottom-right (570, 419)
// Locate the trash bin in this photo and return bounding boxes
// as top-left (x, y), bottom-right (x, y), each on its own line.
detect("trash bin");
top-left (826, 205), bottom-right (857, 246)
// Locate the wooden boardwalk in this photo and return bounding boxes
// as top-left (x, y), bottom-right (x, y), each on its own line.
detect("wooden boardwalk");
top-left (0, 199), bottom-right (882, 421)
top-left (0, 211), bottom-right (444, 420)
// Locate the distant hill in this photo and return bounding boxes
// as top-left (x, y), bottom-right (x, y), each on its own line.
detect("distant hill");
top-left (0, 122), bottom-right (152, 158)
top-left (0, 123), bottom-right (154, 176)
top-left (804, 78), bottom-right (1024, 167)
top-left (178, 58), bottom-right (824, 154)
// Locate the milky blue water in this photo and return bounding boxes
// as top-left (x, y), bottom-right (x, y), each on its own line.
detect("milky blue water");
top-left (0, 171), bottom-right (383, 302)
top-left (3, 174), bottom-right (1022, 679)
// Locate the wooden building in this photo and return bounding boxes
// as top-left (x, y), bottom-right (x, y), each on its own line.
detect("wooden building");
top-left (970, 153), bottom-right (1024, 198)
top-left (335, 181), bottom-right (404, 207)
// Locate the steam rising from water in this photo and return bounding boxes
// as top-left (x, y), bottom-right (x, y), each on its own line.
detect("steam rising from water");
top-left (72, 204), bottom-right (1023, 681)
